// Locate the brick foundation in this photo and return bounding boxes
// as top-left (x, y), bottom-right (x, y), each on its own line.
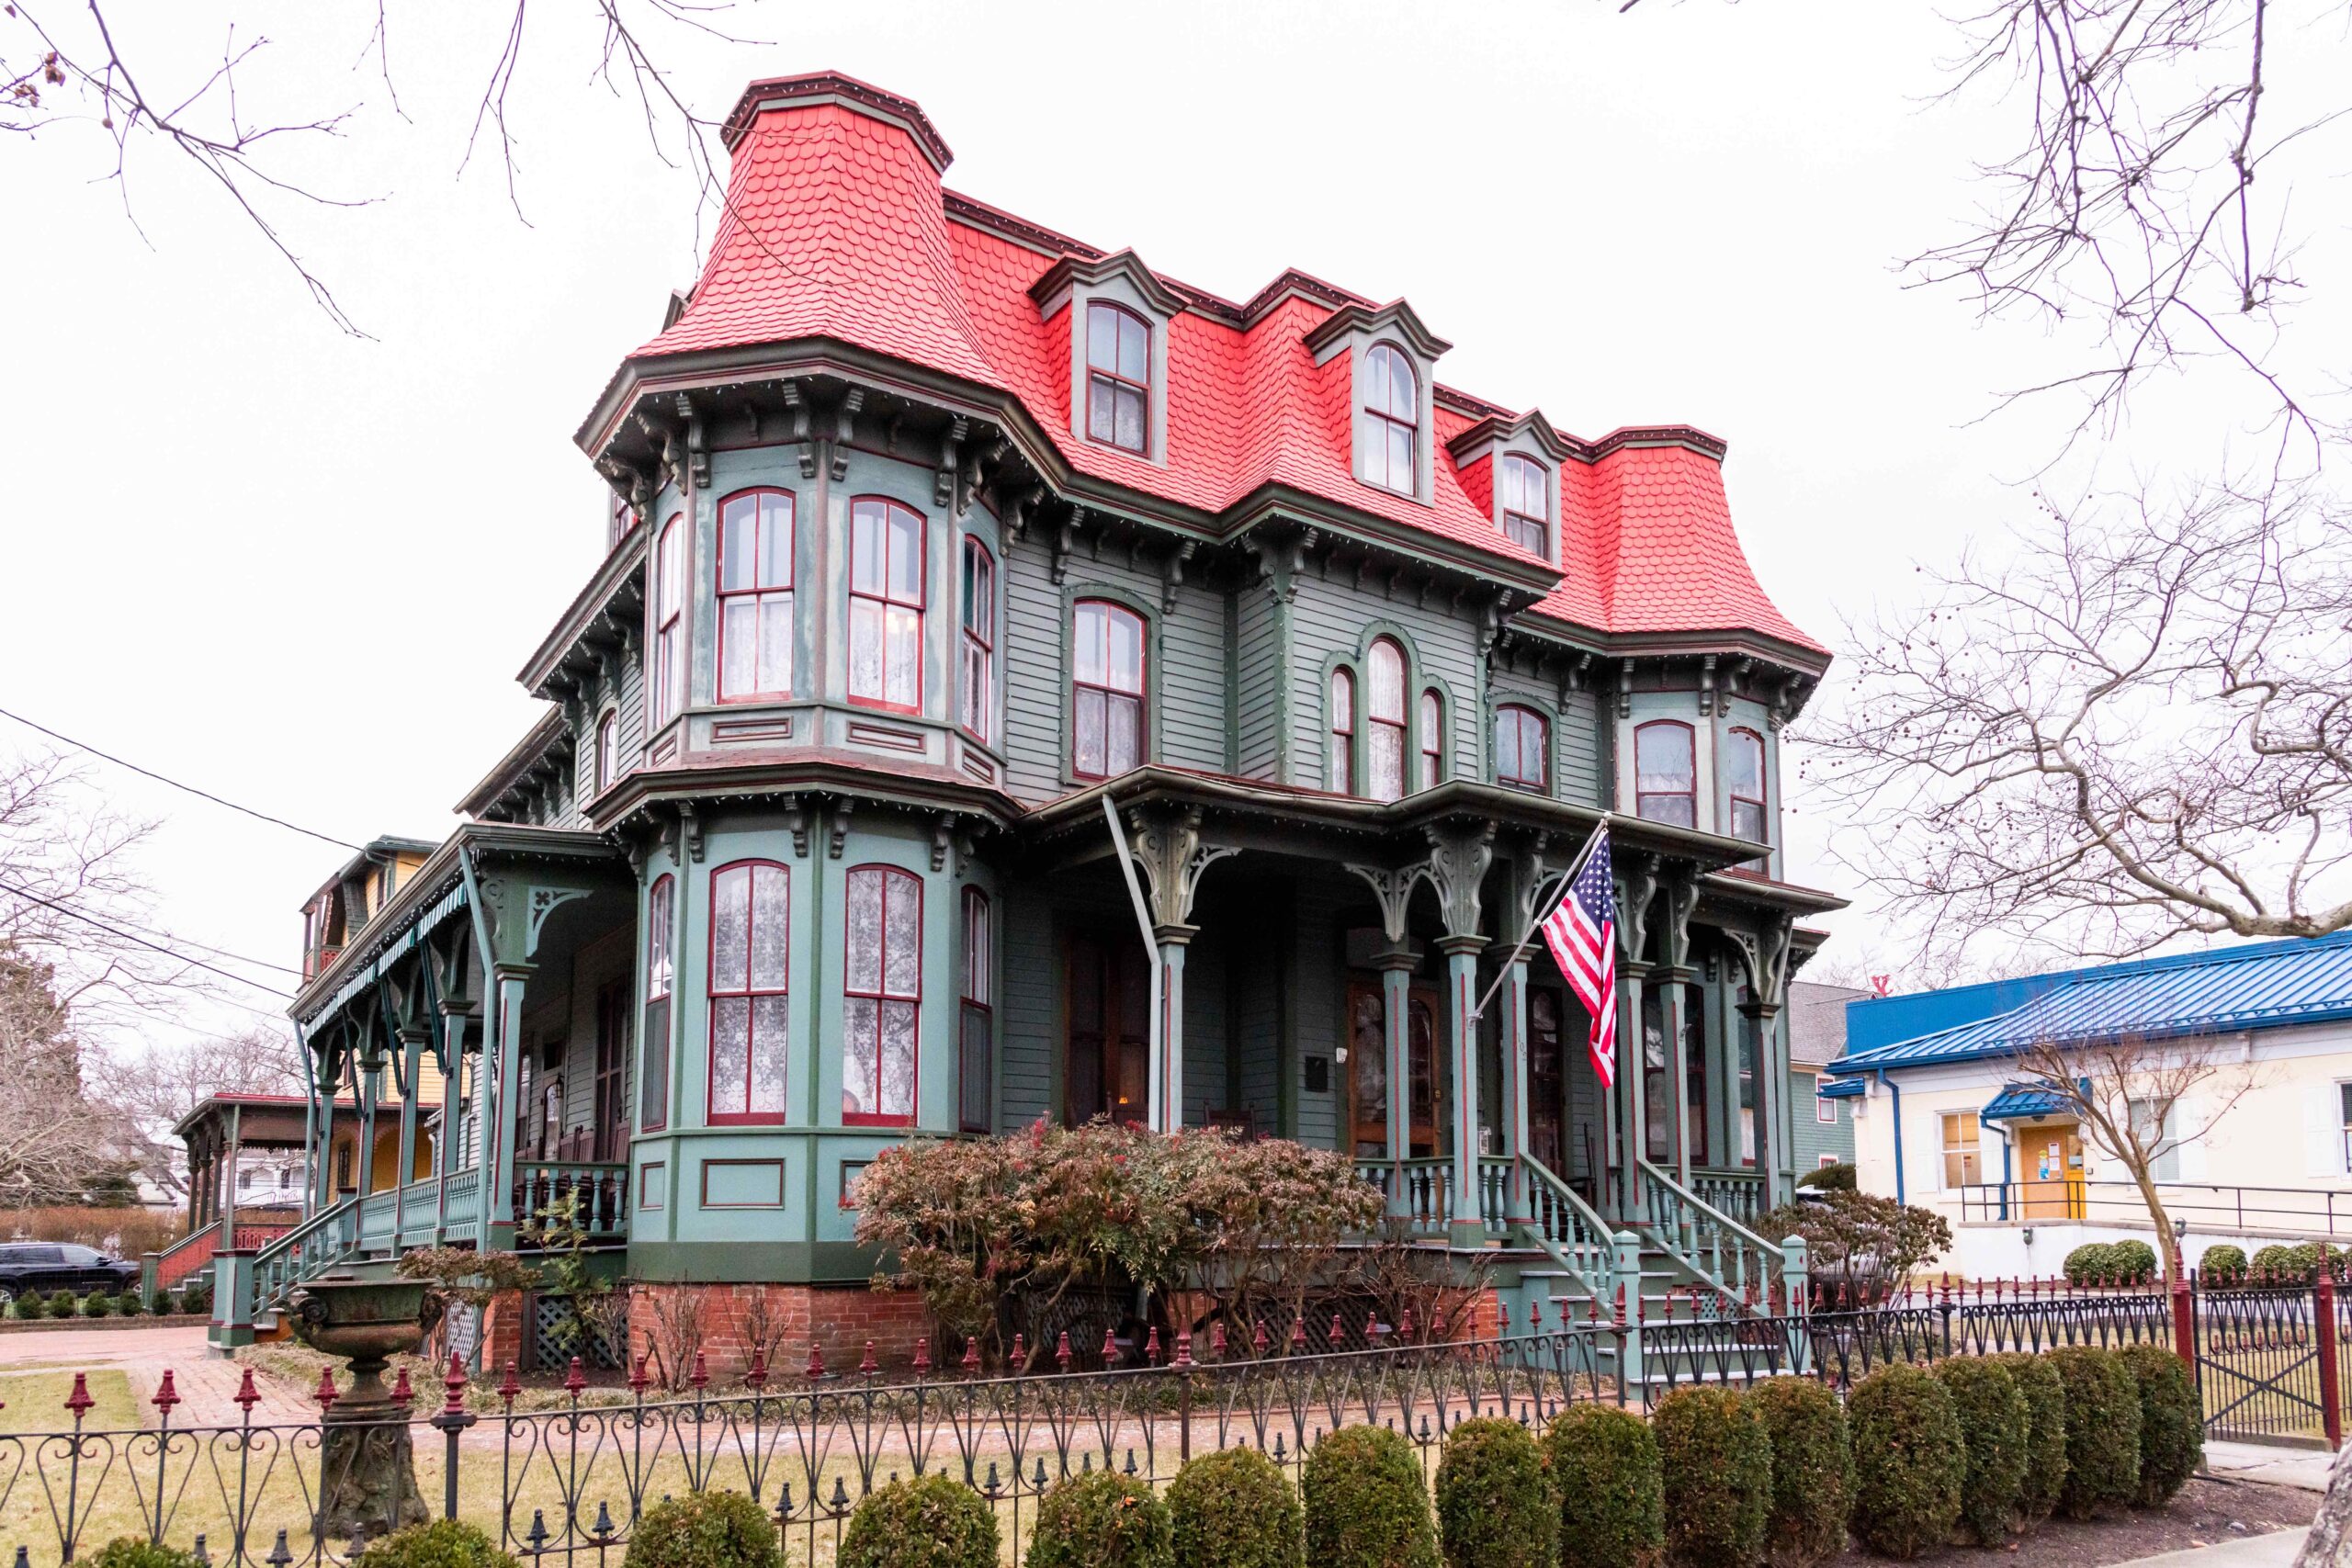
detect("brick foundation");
top-left (480, 1288), bottom-right (527, 1372)
top-left (624, 1282), bottom-right (933, 1381)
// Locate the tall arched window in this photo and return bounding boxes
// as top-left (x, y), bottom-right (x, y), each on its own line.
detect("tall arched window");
top-left (1328, 667), bottom-right (1355, 794)
top-left (960, 538), bottom-right (995, 742)
top-left (959, 888), bottom-right (992, 1134)
top-left (1494, 704), bottom-right (1549, 793)
top-left (1086, 301), bottom-right (1150, 455)
top-left (849, 498), bottom-right (925, 711)
top-left (1364, 344), bottom-right (1419, 494)
top-left (843, 865), bottom-right (921, 1126)
top-left (1366, 638), bottom-right (1408, 802)
top-left (707, 861), bottom-right (788, 1124)
top-left (1499, 454), bottom-right (1549, 557)
top-left (639, 875), bottom-right (673, 1133)
top-left (594, 710), bottom-right (618, 795)
top-left (716, 488), bottom-right (795, 701)
top-left (1072, 600), bottom-right (1146, 778)
top-left (1634, 721), bottom-right (1698, 828)
top-left (1726, 727), bottom-right (1769, 848)
top-left (650, 514), bottom-right (684, 728)
top-left (1419, 690), bottom-right (1444, 791)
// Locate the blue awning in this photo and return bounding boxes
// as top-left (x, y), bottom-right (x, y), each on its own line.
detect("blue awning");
top-left (1815, 1077), bottom-right (1865, 1100)
top-left (1979, 1083), bottom-right (2075, 1122)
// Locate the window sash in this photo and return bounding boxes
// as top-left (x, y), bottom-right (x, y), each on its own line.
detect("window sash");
top-left (1940, 1114), bottom-right (1981, 1188)
top-left (1495, 707), bottom-right (1548, 791)
top-left (844, 867), bottom-right (921, 1125)
top-left (707, 863), bottom-right (789, 1124)
top-left (1419, 693), bottom-right (1442, 790)
top-left (849, 501), bottom-right (924, 710)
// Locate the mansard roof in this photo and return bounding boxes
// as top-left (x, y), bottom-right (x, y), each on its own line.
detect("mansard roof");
top-left (601, 70), bottom-right (1825, 661)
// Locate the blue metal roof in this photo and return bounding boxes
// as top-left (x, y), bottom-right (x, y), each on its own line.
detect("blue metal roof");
top-left (1815, 1077), bottom-right (1865, 1100)
top-left (1830, 930), bottom-right (2352, 1075)
top-left (1979, 1083), bottom-right (2075, 1121)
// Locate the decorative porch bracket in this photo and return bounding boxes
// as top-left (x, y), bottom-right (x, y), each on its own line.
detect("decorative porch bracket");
top-left (1119, 803), bottom-right (1238, 1135)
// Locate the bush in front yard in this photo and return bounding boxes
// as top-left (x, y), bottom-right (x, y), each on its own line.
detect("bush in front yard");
top-left (87, 1541), bottom-right (208, 1568)
top-left (621, 1491), bottom-right (783, 1568)
top-left (1542, 1404), bottom-right (1663, 1568)
top-left (1655, 1385), bottom-right (1771, 1568)
top-left (1984, 1353), bottom-right (2068, 1529)
top-left (2251, 1243), bottom-right (2300, 1280)
top-left (350, 1520), bottom-right (521, 1568)
top-left (2045, 1348), bottom-right (2141, 1518)
top-left (2108, 1241), bottom-right (2158, 1285)
top-left (1435, 1416), bottom-right (1556, 1568)
top-left (838, 1473), bottom-right (998, 1568)
top-left (1303, 1425), bottom-right (1439, 1568)
top-left (1028, 1469), bottom-right (1175, 1568)
top-left (2118, 1346), bottom-right (2202, 1506)
top-left (82, 1291), bottom-right (112, 1318)
top-left (1930, 1358), bottom-right (2030, 1544)
top-left (1167, 1447), bottom-right (1302, 1568)
top-left (180, 1281), bottom-right (212, 1316)
top-left (1749, 1378), bottom-right (1849, 1568)
top-left (7, 1291), bottom-right (40, 1319)
top-left (2063, 1243), bottom-right (2119, 1286)
top-left (2198, 1245), bottom-right (2248, 1287)
top-left (1845, 1364), bottom-right (1964, 1559)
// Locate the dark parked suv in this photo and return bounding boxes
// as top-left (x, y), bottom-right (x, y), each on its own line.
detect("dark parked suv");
top-left (0, 1242), bottom-right (141, 1304)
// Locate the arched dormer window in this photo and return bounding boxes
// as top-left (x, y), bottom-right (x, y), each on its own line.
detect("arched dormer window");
top-left (650, 514), bottom-right (684, 728)
top-left (1366, 638), bottom-right (1408, 803)
top-left (1364, 344), bottom-right (1419, 495)
top-left (1726, 727), bottom-right (1769, 848)
top-left (1634, 721), bottom-right (1697, 828)
top-left (1086, 302), bottom-right (1151, 455)
top-left (1499, 454), bottom-right (1549, 557)
top-left (1419, 691), bottom-right (1444, 791)
top-left (716, 488), bottom-right (795, 702)
top-left (1072, 600), bottom-right (1146, 779)
top-left (1328, 667), bottom-right (1355, 794)
top-left (1494, 705), bottom-right (1550, 794)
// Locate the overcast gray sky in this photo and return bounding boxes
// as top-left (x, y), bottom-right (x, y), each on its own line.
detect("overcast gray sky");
top-left (6, 1), bottom-right (2344, 1046)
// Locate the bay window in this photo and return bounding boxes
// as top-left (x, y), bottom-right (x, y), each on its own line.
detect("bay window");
top-left (1634, 721), bottom-right (1697, 828)
top-left (1493, 704), bottom-right (1549, 793)
top-left (960, 538), bottom-right (995, 742)
top-left (960, 887), bottom-right (992, 1134)
top-left (849, 498), bottom-right (925, 711)
top-left (843, 865), bottom-right (921, 1126)
top-left (707, 861), bottom-right (789, 1124)
top-left (1366, 638), bottom-right (1407, 802)
top-left (639, 875), bottom-right (673, 1133)
top-left (1072, 600), bottom-right (1146, 779)
top-left (650, 514), bottom-right (684, 728)
top-left (716, 488), bottom-right (795, 701)
top-left (1726, 727), bottom-right (1769, 848)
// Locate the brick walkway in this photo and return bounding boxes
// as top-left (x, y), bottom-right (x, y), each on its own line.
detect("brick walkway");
top-left (0, 1323), bottom-right (310, 1426)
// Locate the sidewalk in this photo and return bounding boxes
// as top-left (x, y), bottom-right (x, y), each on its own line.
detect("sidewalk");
top-left (2116, 1529), bottom-right (2310, 1568)
top-left (2205, 1441), bottom-right (2340, 1494)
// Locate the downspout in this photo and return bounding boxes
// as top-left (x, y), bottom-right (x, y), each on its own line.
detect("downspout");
top-left (1101, 794), bottom-right (1166, 1133)
top-left (1980, 1110), bottom-right (2013, 1223)
top-left (1877, 1068), bottom-right (1905, 1206)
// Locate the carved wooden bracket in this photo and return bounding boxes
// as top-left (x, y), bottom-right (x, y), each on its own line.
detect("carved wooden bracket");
top-left (1611, 851), bottom-right (1661, 965)
top-left (1421, 820), bottom-right (1495, 942)
top-left (1724, 912), bottom-right (1798, 1009)
top-left (1344, 862), bottom-right (1426, 946)
top-left (1124, 803), bottom-right (1238, 929)
top-left (1658, 871), bottom-right (1702, 972)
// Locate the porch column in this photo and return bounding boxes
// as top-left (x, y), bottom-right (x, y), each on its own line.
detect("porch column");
top-left (298, 1089), bottom-right (315, 1220)
top-left (481, 966), bottom-right (531, 1251)
top-left (1618, 963), bottom-right (1652, 1224)
top-left (435, 1004), bottom-right (469, 1246)
top-left (1744, 1000), bottom-right (1788, 1208)
top-left (356, 1049), bottom-right (382, 1208)
top-left (222, 1104), bottom-right (243, 1243)
top-left (1376, 945), bottom-right (1417, 1219)
top-left (313, 1068), bottom-right (338, 1213)
top-left (394, 1026), bottom-right (427, 1247)
top-left (1657, 969), bottom-right (1695, 1190)
top-left (1441, 934), bottom-right (1488, 1248)
top-left (1499, 953), bottom-right (1532, 1225)
top-left (1154, 924), bottom-right (1197, 1135)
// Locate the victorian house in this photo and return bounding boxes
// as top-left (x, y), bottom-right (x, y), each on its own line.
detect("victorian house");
top-left (214, 73), bottom-right (1839, 1360)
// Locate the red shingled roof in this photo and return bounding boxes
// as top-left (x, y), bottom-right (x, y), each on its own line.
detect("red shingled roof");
top-left (628, 73), bottom-right (1825, 660)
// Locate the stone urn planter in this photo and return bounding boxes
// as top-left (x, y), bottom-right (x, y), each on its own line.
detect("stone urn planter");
top-left (288, 1273), bottom-right (431, 1543)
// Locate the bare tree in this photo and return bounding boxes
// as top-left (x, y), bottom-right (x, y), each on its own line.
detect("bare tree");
top-left (0, 944), bottom-right (130, 1208)
top-left (2005, 1028), bottom-right (2259, 1281)
top-left (92, 1025), bottom-right (305, 1201)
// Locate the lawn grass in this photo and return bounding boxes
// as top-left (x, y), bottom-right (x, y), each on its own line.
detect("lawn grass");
top-left (0, 1368), bottom-right (141, 1436)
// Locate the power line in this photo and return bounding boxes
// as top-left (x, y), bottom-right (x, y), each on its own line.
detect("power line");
top-left (0, 878), bottom-right (297, 999)
top-left (0, 704), bottom-right (364, 852)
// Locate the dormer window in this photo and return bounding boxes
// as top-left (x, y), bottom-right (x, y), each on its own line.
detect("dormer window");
top-left (1086, 302), bottom-right (1150, 455)
top-left (1364, 344), bottom-right (1419, 495)
top-left (1500, 454), bottom-right (1549, 557)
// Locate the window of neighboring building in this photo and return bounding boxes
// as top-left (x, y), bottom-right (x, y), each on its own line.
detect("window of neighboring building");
top-left (1816, 1089), bottom-right (1838, 1124)
top-left (1940, 1111), bottom-right (1982, 1189)
top-left (1634, 720), bottom-right (1697, 828)
top-left (1365, 639), bottom-right (1408, 802)
top-left (843, 865), bottom-right (921, 1126)
top-left (2128, 1098), bottom-right (2182, 1181)
top-left (1725, 727), bottom-right (1768, 848)
top-left (1499, 453), bottom-right (1549, 556)
top-left (1072, 600), bottom-right (1146, 779)
top-left (594, 710), bottom-right (618, 795)
top-left (716, 488), bottom-right (795, 702)
top-left (650, 514), bottom-right (685, 728)
top-left (848, 498), bottom-right (925, 711)
top-left (1363, 344), bottom-right (1419, 494)
top-left (1328, 667), bottom-right (1355, 795)
top-left (639, 875), bottom-right (673, 1133)
top-left (960, 537), bottom-right (995, 742)
top-left (960, 887), bottom-right (992, 1135)
top-left (707, 861), bottom-right (789, 1125)
top-left (1493, 704), bottom-right (1549, 793)
top-left (1419, 690), bottom-right (1443, 791)
top-left (1085, 301), bottom-right (1150, 455)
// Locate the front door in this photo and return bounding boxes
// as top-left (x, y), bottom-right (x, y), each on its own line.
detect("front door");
top-left (1065, 932), bottom-right (1151, 1126)
top-left (1528, 987), bottom-right (1567, 1173)
top-left (1344, 979), bottom-right (1439, 1158)
top-left (2020, 1122), bottom-right (2086, 1220)
top-left (593, 981), bottom-right (630, 1162)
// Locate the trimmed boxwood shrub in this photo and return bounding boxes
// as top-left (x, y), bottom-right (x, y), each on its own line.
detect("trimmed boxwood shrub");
top-left (81, 1292), bottom-right (113, 1319)
top-left (1028, 1469), bottom-right (1174, 1568)
top-left (2118, 1346), bottom-right (2202, 1506)
top-left (1749, 1379), bottom-right (1849, 1568)
top-left (6, 1291), bottom-right (40, 1320)
top-left (2063, 1243), bottom-right (2118, 1286)
top-left (2251, 1243), bottom-right (2300, 1280)
top-left (1303, 1425), bottom-right (1439, 1568)
top-left (1845, 1365), bottom-right (1964, 1559)
top-left (1931, 1358), bottom-right (2030, 1544)
top-left (2199, 1245), bottom-right (2248, 1287)
top-left (1655, 1386), bottom-right (1771, 1568)
top-left (350, 1520), bottom-right (521, 1568)
top-left (1167, 1447), bottom-right (1302, 1568)
top-left (87, 1542), bottom-right (208, 1568)
top-left (621, 1491), bottom-right (783, 1568)
top-left (839, 1473), bottom-right (999, 1568)
top-left (2108, 1241), bottom-right (2158, 1285)
top-left (180, 1281), bottom-right (212, 1316)
top-left (2045, 1347), bottom-right (2141, 1518)
top-left (1984, 1353), bottom-right (2067, 1529)
top-left (1436, 1416), bottom-right (1556, 1568)
top-left (1542, 1404), bottom-right (1663, 1568)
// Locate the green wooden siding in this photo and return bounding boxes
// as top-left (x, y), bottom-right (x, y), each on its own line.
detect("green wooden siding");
top-left (1284, 577), bottom-right (1480, 791)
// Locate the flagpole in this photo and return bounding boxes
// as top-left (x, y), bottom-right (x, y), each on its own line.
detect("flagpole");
top-left (1464, 813), bottom-right (1612, 1024)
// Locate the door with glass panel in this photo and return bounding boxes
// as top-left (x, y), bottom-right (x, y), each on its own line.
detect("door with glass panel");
top-left (1343, 979), bottom-right (1439, 1158)
top-left (1064, 933), bottom-right (1150, 1127)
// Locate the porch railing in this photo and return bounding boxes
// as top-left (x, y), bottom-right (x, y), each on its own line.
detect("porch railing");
top-left (1690, 1168), bottom-right (1768, 1224)
top-left (1958, 1179), bottom-right (2352, 1238)
top-left (514, 1160), bottom-right (629, 1242)
top-left (212, 1194), bottom-right (360, 1345)
top-left (441, 1166), bottom-right (482, 1237)
top-left (1637, 1158), bottom-right (1804, 1316)
top-left (144, 1218), bottom-right (222, 1297)
top-left (1519, 1155), bottom-right (1617, 1301)
top-left (1353, 1156), bottom-right (1512, 1239)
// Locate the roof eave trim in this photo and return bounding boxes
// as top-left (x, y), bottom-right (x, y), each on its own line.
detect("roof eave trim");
top-left (719, 72), bottom-right (954, 171)
top-left (1301, 299), bottom-right (1452, 361)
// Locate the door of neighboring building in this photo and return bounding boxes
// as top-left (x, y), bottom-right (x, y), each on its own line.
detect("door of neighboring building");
top-left (1065, 932), bottom-right (1151, 1127)
top-left (1343, 978), bottom-right (1439, 1158)
top-left (2021, 1122), bottom-right (2086, 1220)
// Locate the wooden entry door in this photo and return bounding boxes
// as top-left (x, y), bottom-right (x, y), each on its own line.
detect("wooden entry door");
top-left (2020, 1122), bottom-right (2086, 1220)
top-left (592, 981), bottom-right (630, 1162)
top-left (1065, 932), bottom-right (1151, 1126)
top-left (1528, 987), bottom-right (1566, 1173)
top-left (1344, 979), bottom-right (1439, 1158)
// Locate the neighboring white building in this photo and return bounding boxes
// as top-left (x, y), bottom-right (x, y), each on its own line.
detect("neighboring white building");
top-left (1824, 934), bottom-right (2352, 1279)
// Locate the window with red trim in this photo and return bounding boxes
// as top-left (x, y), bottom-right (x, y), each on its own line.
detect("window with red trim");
top-left (959, 887), bottom-right (991, 1134)
top-left (1364, 344), bottom-right (1419, 494)
top-left (716, 488), bottom-right (795, 701)
top-left (639, 875), bottom-right (673, 1133)
top-left (650, 515), bottom-right (685, 728)
top-left (1085, 301), bottom-right (1150, 454)
top-left (1500, 453), bottom-right (1549, 556)
top-left (707, 861), bottom-right (788, 1124)
top-left (960, 537), bottom-right (995, 742)
top-left (1072, 600), bottom-right (1145, 778)
top-left (849, 498), bottom-right (925, 711)
top-left (1634, 721), bottom-right (1698, 828)
top-left (1494, 704), bottom-right (1549, 793)
top-left (1328, 667), bottom-right (1355, 794)
top-left (594, 711), bottom-right (618, 795)
top-left (1726, 726), bottom-right (1769, 863)
top-left (1419, 690), bottom-right (1444, 791)
top-left (608, 493), bottom-right (638, 550)
top-left (843, 865), bottom-right (921, 1126)
top-left (1366, 638), bottom-right (1408, 802)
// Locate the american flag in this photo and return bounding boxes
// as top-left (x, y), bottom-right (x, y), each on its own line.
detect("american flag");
top-left (1539, 825), bottom-right (1618, 1088)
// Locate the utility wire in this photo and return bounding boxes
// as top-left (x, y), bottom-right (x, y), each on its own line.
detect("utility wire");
top-left (0, 704), bottom-right (364, 852)
top-left (0, 878), bottom-right (298, 999)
